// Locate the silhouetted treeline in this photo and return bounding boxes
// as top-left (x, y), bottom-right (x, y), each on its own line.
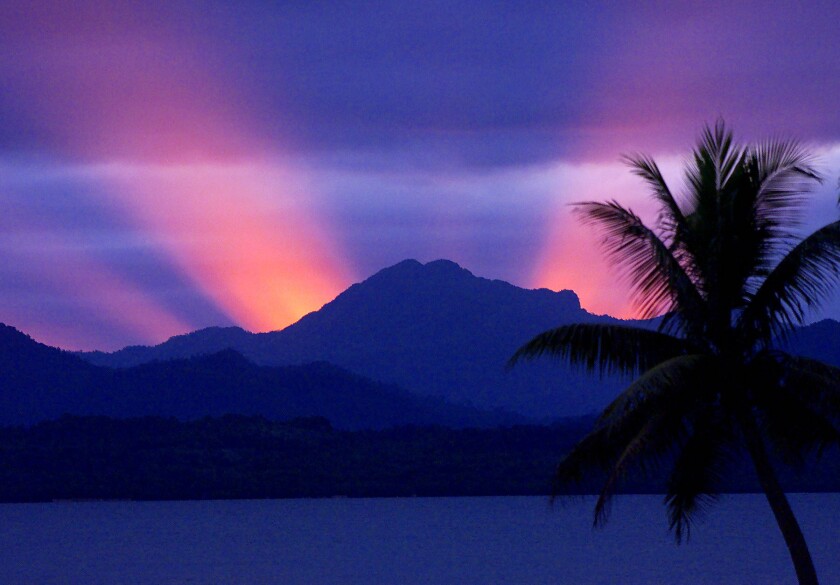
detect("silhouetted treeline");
top-left (0, 415), bottom-right (837, 503)
top-left (0, 415), bottom-right (587, 502)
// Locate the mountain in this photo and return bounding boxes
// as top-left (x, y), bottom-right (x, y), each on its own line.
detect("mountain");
top-left (82, 326), bottom-right (253, 368)
top-left (105, 351), bottom-right (520, 429)
top-left (0, 324), bottom-right (516, 429)
top-left (246, 259), bottom-right (632, 417)
top-left (0, 324), bottom-right (101, 423)
top-left (80, 259), bottom-right (840, 420)
top-left (84, 259), bottom-right (630, 418)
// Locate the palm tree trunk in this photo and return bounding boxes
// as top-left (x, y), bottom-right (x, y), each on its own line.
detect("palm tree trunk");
top-left (740, 413), bottom-right (819, 585)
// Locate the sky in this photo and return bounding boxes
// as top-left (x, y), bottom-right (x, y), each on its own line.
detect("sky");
top-left (1, 0), bottom-right (839, 350)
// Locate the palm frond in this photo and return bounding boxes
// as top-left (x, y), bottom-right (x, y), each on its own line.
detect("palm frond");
top-left (573, 201), bottom-right (705, 332)
top-left (774, 354), bottom-right (840, 422)
top-left (684, 121), bottom-right (744, 212)
top-left (739, 221), bottom-right (840, 344)
top-left (554, 405), bottom-right (678, 511)
top-left (509, 323), bottom-right (688, 378)
top-left (665, 409), bottom-right (735, 543)
top-left (757, 389), bottom-right (840, 463)
top-left (553, 355), bottom-right (714, 526)
top-left (678, 122), bottom-right (771, 328)
top-left (750, 138), bottom-right (821, 235)
top-left (744, 352), bottom-right (840, 463)
top-left (623, 154), bottom-right (686, 244)
top-left (738, 138), bottom-right (823, 286)
top-left (597, 354), bottom-right (712, 427)
top-left (593, 409), bottom-right (677, 526)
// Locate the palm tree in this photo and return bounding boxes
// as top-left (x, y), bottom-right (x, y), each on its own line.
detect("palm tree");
top-left (511, 121), bottom-right (840, 585)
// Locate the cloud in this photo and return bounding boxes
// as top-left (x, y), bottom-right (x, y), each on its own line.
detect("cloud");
top-left (1, 0), bottom-right (839, 349)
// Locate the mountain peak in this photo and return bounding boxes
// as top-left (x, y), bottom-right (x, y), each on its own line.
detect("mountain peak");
top-left (425, 258), bottom-right (471, 272)
top-left (353, 259), bottom-right (579, 310)
top-left (372, 258), bottom-right (473, 279)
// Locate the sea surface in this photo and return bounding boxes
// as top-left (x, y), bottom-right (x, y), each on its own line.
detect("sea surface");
top-left (1, 494), bottom-right (838, 584)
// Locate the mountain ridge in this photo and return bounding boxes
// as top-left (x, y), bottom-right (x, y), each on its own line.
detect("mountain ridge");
top-left (0, 323), bottom-right (518, 429)
top-left (8, 258), bottom-right (840, 422)
top-left (82, 258), bottom-right (624, 417)
top-left (78, 259), bottom-right (840, 418)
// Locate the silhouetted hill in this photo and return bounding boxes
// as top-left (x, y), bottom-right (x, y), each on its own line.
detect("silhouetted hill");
top-left (0, 324), bottom-right (101, 422)
top-left (105, 351), bottom-right (520, 429)
top-left (82, 259), bottom-right (629, 417)
top-left (83, 326), bottom-right (252, 368)
top-left (80, 259), bottom-right (840, 419)
top-left (0, 325), bottom-right (517, 429)
top-left (249, 259), bottom-right (633, 417)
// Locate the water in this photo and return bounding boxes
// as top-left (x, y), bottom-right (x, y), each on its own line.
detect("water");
top-left (0, 494), bottom-right (838, 584)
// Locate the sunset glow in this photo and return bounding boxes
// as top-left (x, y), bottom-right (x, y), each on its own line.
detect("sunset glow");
top-left (1, 1), bottom-right (839, 349)
top-left (0, 1), bottom-right (352, 346)
top-left (1, 205), bottom-right (190, 349)
top-left (528, 160), bottom-right (663, 319)
top-left (101, 162), bottom-right (351, 332)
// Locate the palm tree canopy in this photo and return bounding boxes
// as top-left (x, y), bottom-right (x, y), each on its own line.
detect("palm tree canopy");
top-left (512, 121), bottom-right (840, 542)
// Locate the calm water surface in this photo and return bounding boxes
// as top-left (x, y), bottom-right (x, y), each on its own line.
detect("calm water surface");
top-left (1, 494), bottom-right (838, 584)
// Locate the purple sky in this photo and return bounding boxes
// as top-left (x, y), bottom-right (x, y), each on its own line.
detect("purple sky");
top-left (1, 0), bottom-right (839, 350)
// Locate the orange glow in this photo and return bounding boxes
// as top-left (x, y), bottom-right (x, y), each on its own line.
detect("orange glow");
top-left (531, 212), bottom-right (635, 318)
top-left (103, 162), bottom-right (351, 332)
top-left (9, 3), bottom-right (354, 336)
top-left (527, 160), bottom-right (668, 319)
top-left (77, 59), bottom-right (355, 332)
